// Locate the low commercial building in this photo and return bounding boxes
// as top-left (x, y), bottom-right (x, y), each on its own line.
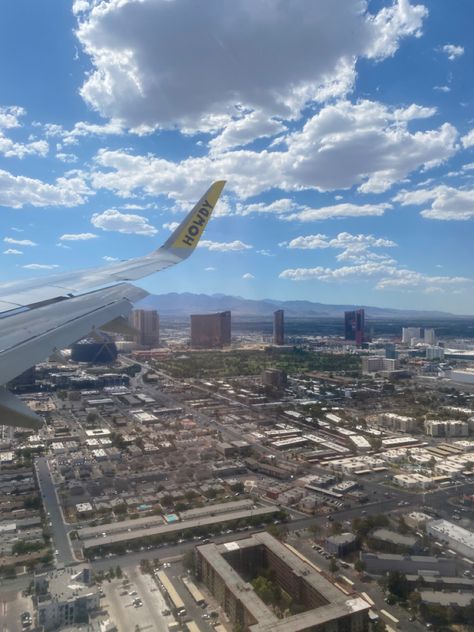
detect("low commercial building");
top-left (361, 552), bottom-right (457, 577)
top-left (196, 532), bottom-right (370, 632)
top-left (370, 528), bottom-right (417, 552)
top-left (424, 419), bottom-right (469, 437)
top-left (393, 473), bottom-right (435, 490)
top-left (324, 532), bottom-right (358, 557)
top-left (80, 505), bottom-right (280, 552)
top-left (426, 519), bottom-right (474, 560)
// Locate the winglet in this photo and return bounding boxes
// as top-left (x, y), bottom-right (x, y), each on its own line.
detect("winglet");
top-left (162, 181), bottom-right (226, 258)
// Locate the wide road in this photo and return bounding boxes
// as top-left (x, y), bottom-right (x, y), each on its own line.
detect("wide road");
top-left (35, 456), bottom-right (75, 566)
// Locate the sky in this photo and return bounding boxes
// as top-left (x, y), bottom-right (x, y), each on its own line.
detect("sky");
top-left (0, 0), bottom-right (474, 314)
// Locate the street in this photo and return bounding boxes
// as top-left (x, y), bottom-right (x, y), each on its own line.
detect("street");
top-left (35, 456), bottom-right (76, 566)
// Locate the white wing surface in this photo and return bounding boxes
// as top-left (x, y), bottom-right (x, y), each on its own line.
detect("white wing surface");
top-left (0, 181), bottom-right (226, 429)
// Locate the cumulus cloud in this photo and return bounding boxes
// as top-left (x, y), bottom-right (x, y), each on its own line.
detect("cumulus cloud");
top-left (22, 263), bottom-right (59, 270)
top-left (395, 185), bottom-right (474, 220)
top-left (0, 169), bottom-right (90, 208)
top-left (59, 232), bottom-right (98, 241)
top-left (242, 272), bottom-right (255, 279)
top-left (0, 135), bottom-right (48, 159)
top-left (280, 260), bottom-right (471, 294)
top-left (4, 237), bottom-right (37, 246)
top-left (461, 129), bottom-right (474, 149)
top-left (56, 152), bottom-right (78, 163)
top-left (282, 231), bottom-right (397, 265)
top-left (90, 99), bottom-right (455, 201)
top-left (103, 255), bottom-right (119, 261)
top-left (46, 119), bottom-right (125, 146)
top-left (162, 221), bottom-right (180, 232)
top-left (0, 106), bottom-right (49, 158)
top-left (3, 248), bottom-right (23, 255)
top-left (0, 105), bottom-right (25, 129)
top-left (91, 209), bottom-right (158, 235)
top-left (285, 203), bottom-right (392, 222)
top-left (284, 232), bottom-right (396, 251)
top-left (441, 44), bottom-right (464, 60)
top-left (209, 111), bottom-right (286, 153)
top-left (198, 240), bottom-right (252, 252)
top-left (76, 0), bottom-right (427, 131)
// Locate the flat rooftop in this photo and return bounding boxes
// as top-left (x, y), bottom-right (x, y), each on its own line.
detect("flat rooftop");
top-left (198, 532), bottom-right (369, 632)
top-left (81, 506), bottom-right (278, 550)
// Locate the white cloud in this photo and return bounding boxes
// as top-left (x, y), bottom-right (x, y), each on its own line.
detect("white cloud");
top-left (441, 44), bottom-right (464, 60)
top-left (22, 263), bottom-right (59, 270)
top-left (198, 240), bottom-right (252, 252)
top-left (395, 185), bottom-right (474, 220)
top-left (46, 119), bottom-right (125, 146)
top-left (0, 106), bottom-right (25, 129)
top-left (4, 237), bottom-right (37, 246)
top-left (90, 99), bottom-right (455, 200)
top-left (103, 255), bottom-right (119, 261)
top-left (3, 248), bottom-right (23, 255)
top-left (285, 202), bottom-right (392, 222)
top-left (56, 152), bottom-right (78, 163)
top-left (282, 231), bottom-right (397, 265)
top-left (91, 209), bottom-right (158, 235)
top-left (242, 272), bottom-right (255, 279)
top-left (209, 111), bottom-right (286, 153)
top-left (284, 232), bottom-right (396, 251)
top-left (461, 129), bottom-right (474, 149)
top-left (0, 133), bottom-right (48, 159)
top-left (76, 0), bottom-right (427, 131)
top-left (59, 232), bottom-right (98, 241)
top-left (433, 85), bottom-right (451, 93)
top-left (279, 261), bottom-right (471, 294)
top-left (0, 169), bottom-right (90, 208)
top-left (0, 107), bottom-right (49, 157)
top-left (162, 221), bottom-right (180, 232)
top-left (205, 266), bottom-right (216, 272)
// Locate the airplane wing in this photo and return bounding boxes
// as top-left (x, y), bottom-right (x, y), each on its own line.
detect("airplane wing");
top-left (0, 180), bottom-right (226, 429)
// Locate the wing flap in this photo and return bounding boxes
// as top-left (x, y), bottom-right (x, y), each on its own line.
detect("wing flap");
top-left (0, 387), bottom-right (43, 430)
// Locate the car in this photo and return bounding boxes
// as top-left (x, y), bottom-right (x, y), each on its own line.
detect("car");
top-left (129, 590), bottom-right (138, 596)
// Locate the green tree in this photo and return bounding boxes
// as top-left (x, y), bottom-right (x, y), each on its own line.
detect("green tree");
top-left (329, 558), bottom-right (338, 574)
top-left (387, 571), bottom-right (410, 600)
top-left (354, 559), bottom-right (365, 573)
top-left (183, 550), bottom-right (196, 576)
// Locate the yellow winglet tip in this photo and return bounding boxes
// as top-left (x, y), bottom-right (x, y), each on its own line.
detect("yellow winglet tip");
top-left (164, 180), bottom-right (227, 252)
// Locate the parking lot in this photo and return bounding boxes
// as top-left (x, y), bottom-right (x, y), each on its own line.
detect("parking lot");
top-left (0, 588), bottom-right (33, 632)
top-left (102, 566), bottom-right (170, 632)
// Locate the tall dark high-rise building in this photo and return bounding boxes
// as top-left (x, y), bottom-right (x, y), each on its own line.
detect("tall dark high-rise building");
top-left (344, 309), bottom-right (365, 346)
top-left (191, 311), bottom-right (231, 348)
top-left (273, 309), bottom-right (284, 345)
top-left (131, 309), bottom-right (160, 347)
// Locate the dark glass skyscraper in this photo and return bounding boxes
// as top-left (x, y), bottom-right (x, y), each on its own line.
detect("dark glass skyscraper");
top-left (344, 309), bottom-right (365, 346)
top-left (273, 309), bottom-right (284, 345)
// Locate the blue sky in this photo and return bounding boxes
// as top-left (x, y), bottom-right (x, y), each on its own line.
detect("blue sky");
top-left (1, 0), bottom-right (474, 313)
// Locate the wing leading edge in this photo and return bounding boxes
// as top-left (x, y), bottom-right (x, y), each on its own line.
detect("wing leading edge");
top-left (0, 181), bottom-right (226, 429)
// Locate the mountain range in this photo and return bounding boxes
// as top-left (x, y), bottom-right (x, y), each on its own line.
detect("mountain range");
top-left (137, 292), bottom-right (458, 319)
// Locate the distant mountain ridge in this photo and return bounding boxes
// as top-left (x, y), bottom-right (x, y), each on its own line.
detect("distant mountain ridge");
top-left (137, 292), bottom-right (459, 319)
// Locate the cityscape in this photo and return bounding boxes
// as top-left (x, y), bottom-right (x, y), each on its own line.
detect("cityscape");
top-left (2, 304), bottom-right (474, 632)
top-left (1, 2), bottom-right (474, 632)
